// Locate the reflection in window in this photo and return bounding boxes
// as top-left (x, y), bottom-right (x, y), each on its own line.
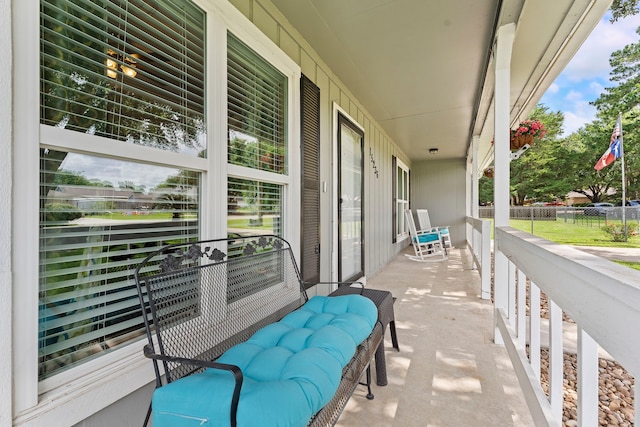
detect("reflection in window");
top-left (227, 177), bottom-right (282, 237)
top-left (40, 0), bottom-right (206, 154)
top-left (227, 33), bottom-right (287, 174)
top-left (38, 149), bottom-right (200, 380)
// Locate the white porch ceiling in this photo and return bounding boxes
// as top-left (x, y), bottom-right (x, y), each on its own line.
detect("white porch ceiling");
top-left (269, 0), bottom-right (610, 167)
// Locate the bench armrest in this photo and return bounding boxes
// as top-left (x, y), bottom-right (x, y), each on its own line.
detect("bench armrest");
top-left (144, 345), bottom-right (244, 427)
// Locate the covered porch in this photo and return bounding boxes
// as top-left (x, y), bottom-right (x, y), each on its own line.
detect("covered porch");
top-left (335, 228), bottom-right (639, 426)
top-left (335, 246), bottom-right (534, 426)
top-left (4, 0), bottom-right (640, 426)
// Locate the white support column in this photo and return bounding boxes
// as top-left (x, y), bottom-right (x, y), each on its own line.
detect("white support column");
top-left (466, 153), bottom-right (472, 244)
top-left (472, 136), bottom-right (480, 219)
top-left (493, 23), bottom-right (516, 343)
top-left (466, 136), bottom-right (480, 246)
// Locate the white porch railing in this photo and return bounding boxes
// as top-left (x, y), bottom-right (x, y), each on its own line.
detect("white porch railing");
top-left (493, 226), bottom-right (640, 426)
top-left (465, 216), bottom-right (491, 300)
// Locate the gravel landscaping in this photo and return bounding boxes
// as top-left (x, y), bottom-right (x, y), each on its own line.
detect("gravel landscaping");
top-left (537, 292), bottom-right (635, 426)
top-left (491, 262), bottom-right (635, 426)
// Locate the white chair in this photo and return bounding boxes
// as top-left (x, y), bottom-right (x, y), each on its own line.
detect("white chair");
top-left (404, 209), bottom-right (447, 262)
top-left (416, 208), bottom-right (452, 251)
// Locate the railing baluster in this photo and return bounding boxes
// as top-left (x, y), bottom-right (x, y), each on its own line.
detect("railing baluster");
top-left (481, 219), bottom-right (491, 300)
top-left (577, 327), bottom-right (598, 426)
top-left (517, 269), bottom-right (526, 347)
top-left (636, 383), bottom-right (640, 427)
top-left (492, 226), bottom-right (640, 427)
top-left (508, 260), bottom-right (516, 322)
top-left (549, 300), bottom-right (563, 421)
top-left (530, 281), bottom-right (541, 379)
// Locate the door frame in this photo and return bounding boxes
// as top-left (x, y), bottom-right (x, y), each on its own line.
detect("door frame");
top-left (332, 103), bottom-right (365, 284)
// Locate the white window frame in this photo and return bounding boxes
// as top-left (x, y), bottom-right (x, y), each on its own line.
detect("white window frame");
top-left (11, 0), bottom-right (300, 424)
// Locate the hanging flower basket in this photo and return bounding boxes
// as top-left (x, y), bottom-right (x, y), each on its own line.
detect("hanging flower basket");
top-left (509, 119), bottom-right (546, 150)
top-left (510, 133), bottom-right (534, 150)
top-left (483, 167), bottom-right (494, 178)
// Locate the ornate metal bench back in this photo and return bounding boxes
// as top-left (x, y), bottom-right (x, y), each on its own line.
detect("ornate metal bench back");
top-left (135, 235), bottom-right (308, 383)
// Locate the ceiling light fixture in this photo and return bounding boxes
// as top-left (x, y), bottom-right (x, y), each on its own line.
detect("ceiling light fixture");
top-left (106, 49), bottom-right (139, 79)
top-left (429, 148), bottom-right (439, 154)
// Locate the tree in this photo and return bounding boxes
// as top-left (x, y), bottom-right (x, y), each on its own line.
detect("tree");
top-left (559, 124), bottom-right (620, 203)
top-left (53, 169), bottom-right (92, 186)
top-left (509, 105), bottom-right (573, 204)
top-left (478, 176), bottom-right (494, 205)
top-left (611, 0), bottom-right (640, 22)
top-left (590, 26), bottom-right (640, 201)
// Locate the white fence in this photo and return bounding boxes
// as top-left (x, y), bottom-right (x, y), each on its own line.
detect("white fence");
top-left (493, 226), bottom-right (640, 426)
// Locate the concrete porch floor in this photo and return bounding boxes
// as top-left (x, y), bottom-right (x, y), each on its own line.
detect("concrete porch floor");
top-left (335, 246), bottom-right (535, 427)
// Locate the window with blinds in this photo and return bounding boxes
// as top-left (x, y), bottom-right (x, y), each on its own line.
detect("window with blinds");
top-left (40, 0), bottom-right (206, 154)
top-left (227, 177), bottom-right (282, 238)
top-left (38, 150), bottom-right (200, 380)
top-left (227, 32), bottom-right (288, 239)
top-left (38, 0), bottom-right (205, 381)
top-left (227, 33), bottom-right (287, 174)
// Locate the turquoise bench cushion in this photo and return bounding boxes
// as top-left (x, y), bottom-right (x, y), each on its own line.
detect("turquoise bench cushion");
top-left (152, 294), bottom-right (377, 427)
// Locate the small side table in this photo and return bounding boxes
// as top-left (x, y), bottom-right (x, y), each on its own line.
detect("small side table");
top-left (329, 286), bottom-right (399, 386)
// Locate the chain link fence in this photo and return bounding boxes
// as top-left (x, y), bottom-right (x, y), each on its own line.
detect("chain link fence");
top-left (479, 206), bottom-right (640, 231)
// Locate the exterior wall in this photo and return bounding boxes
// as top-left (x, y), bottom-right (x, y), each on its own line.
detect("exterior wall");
top-left (410, 159), bottom-right (467, 247)
top-left (1, 0), bottom-right (13, 425)
top-left (70, 383), bottom-right (154, 427)
top-left (8, 0), bottom-right (413, 425)
top-left (228, 0), bottom-right (411, 280)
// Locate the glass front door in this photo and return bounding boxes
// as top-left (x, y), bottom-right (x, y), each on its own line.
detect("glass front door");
top-left (337, 113), bottom-right (364, 282)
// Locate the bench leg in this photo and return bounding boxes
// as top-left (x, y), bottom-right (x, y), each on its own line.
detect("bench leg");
top-left (144, 401), bottom-right (152, 427)
top-left (359, 365), bottom-right (374, 400)
top-left (390, 320), bottom-right (400, 351)
top-left (365, 365), bottom-right (374, 400)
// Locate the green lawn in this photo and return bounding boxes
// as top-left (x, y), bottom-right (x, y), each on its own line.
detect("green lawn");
top-left (508, 219), bottom-right (640, 248)
top-left (498, 219), bottom-right (640, 269)
top-left (615, 260), bottom-right (640, 271)
top-left (228, 217), bottom-right (274, 230)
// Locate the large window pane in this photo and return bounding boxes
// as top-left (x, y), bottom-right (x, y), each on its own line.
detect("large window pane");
top-left (227, 33), bottom-right (287, 174)
top-left (39, 150), bottom-right (200, 380)
top-left (227, 177), bottom-right (282, 237)
top-left (40, 0), bottom-right (206, 154)
top-left (339, 120), bottom-right (363, 282)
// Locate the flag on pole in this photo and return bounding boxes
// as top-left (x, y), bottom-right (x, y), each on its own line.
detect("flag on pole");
top-left (594, 116), bottom-right (623, 171)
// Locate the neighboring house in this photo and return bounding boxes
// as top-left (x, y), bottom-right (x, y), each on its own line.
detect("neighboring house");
top-left (1, 1), bottom-right (620, 426)
top-left (565, 189), bottom-right (619, 205)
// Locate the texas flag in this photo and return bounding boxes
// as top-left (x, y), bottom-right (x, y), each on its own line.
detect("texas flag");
top-left (594, 116), bottom-right (622, 171)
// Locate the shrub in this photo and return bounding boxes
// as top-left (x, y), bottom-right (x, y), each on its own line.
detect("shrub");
top-left (44, 203), bottom-right (83, 222)
top-left (601, 223), bottom-right (638, 242)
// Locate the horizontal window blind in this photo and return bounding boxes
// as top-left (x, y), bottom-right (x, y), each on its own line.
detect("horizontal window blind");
top-left (40, 0), bottom-right (206, 153)
top-left (227, 177), bottom-right (282, 237)
top-left (39, 149), bottom-right (200, 380)
top-left (227, 33), bottom-right (287, 174)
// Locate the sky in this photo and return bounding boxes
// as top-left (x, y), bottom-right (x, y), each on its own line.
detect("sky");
top-left (540, 12), bottom-right (640, 136)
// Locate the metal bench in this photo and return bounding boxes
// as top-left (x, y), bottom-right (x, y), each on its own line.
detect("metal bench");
top-left (135, 235), bottom-right (383, 426)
